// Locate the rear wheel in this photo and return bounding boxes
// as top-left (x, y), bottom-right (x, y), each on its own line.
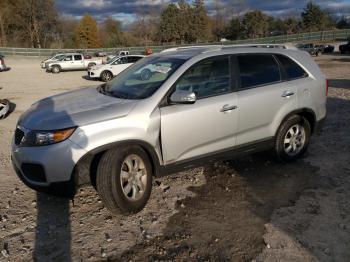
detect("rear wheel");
top-left (275, 115), bottom-right (311, 162)
top-left (101, 70), bottom-right (113, 82)
top-left (96, 146), bottom-right (153, 215)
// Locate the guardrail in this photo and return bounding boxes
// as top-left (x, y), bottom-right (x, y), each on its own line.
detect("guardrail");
top-left (1, 29), bottom-right (349, 57)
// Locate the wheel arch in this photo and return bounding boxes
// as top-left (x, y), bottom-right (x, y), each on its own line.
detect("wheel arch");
top-left (100, 69), bottom-right (113, 78)
top-left (72, 139), bottom-right (162, 189)
top-left (276, 108), bottom-right (316, 136)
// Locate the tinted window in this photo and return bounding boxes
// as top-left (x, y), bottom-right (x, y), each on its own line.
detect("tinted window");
top-left (63, 55), bottom-right (72, 61)
top-left (175, 56), bottom-right (230, 99)
top-left (74, 55), bottom-right (82, 61)
top-left (276, 55), bottom-right (308, 80)
top-left (128, 56), bottom-right (143, 63)
top-left (117, 57), bottom-right (128, 64)
top-left (237, 54), bottom-right (280, 89)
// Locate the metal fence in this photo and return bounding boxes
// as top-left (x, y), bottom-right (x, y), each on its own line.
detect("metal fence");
top-left (1, 29), bottom-right (349, 57)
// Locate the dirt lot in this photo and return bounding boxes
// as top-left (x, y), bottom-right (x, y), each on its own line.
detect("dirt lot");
top-left (0, 54), bottom-right (349, 262)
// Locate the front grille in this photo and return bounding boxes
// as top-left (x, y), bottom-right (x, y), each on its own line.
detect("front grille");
top-left (15, 128), bottom-right (25, 145)
top-left (21, 163), bottom-right (47, 183)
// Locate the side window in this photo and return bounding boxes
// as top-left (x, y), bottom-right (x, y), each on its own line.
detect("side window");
top-left (74, 55), bottom-right (82, 61)
top-left (237, 54), bottom-right (280, 89)
top-left (276, 54), bottom-right (308, 80)
top-left (174, 56), bottom-right (231, 99)
top-left (127, 56), bottom-right (142, 63)
top-left (119, 57), bottom-right (128, 64)
top-left (64, 55), bottom-right (72, 61)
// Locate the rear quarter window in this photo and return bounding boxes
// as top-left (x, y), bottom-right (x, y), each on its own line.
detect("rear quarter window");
top-left (276, 54), bottom-right (308, 80)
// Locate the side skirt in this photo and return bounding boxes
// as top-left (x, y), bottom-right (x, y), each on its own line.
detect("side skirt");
top-left (159, 137), bottom-right (275, 176)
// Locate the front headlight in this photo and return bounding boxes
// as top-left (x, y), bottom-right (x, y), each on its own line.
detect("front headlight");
top-left (20, 127), bottom-right (76, 146)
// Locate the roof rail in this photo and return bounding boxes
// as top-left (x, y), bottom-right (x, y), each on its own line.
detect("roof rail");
top-left (222, 43), bottom-right (297, 50)
top-left (160, 45), bottom-right (221, 53)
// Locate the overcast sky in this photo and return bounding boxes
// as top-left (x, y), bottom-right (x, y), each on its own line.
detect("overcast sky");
top-left (55, 0), bottom-right (350, 25)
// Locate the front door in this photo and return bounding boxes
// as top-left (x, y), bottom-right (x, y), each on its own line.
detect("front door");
top-left (160, 55), bottom-right (238, 164)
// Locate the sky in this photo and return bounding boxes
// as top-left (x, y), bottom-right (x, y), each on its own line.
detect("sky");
top-left (55, 0), bottom-right (350, 25)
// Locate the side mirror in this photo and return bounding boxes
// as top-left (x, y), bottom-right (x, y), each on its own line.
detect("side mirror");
top-left (170, 90), bottom-right (196, 104)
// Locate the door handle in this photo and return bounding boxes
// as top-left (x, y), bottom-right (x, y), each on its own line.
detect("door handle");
top-left (281, 91), bottom-right (295, 97)
top-left (220, 104), bottom-right (237, 112)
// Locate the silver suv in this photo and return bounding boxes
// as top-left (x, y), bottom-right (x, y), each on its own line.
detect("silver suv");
top-left (12, 46), bottom-right (327, 214)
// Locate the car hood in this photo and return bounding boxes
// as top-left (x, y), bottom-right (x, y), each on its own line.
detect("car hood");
top-left (91, 64), bottom-right (108, 70)
top-left (18, 87), bottom-right (137, 130)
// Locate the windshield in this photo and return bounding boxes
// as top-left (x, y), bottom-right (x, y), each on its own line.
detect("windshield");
top-left (107, 56), bottom-right (120, 64)
top-left (52, 54), bottom-right (65, 60)
top-left (99, 56), bottom-right (186, 99)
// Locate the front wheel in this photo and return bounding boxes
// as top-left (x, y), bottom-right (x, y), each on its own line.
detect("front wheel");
top-left (51, 65), bottom-right (61, 74)
top-left (101, 70), bottom-right (113, 82)
top-left (96, 146), bottom-right (153, 215)
top-left (275, 115), bottom-right (311, 162)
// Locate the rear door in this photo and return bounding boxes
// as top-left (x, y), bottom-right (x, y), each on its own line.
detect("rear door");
top-left (160, 55), bottom-right (238, 164)
top-left (235, 53), bottom-right (298, 146)
top-left (73, 54), bottom-right (84, 69)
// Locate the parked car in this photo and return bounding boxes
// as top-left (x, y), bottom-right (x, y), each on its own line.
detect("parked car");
top-left (95, 51), bottom-right (107, 57)
top-left (0, 54), bottom-right (10, 72)
top-left (107, 50), bottom-right (130, 61)
top-left (339, 42), bottom-right (350, 54)
top-left (41, 53), bottom-right (66, 69)
top-left (12, 45), bottom-right (327, 215)
top-left (46, 53), bottom-right (103, 73)
top-left (295, 43), bottom-right (321, 56)
top-left (315, 44), bottom-right (334, 54)
top-left (88, 55), bottom-right (144, 82)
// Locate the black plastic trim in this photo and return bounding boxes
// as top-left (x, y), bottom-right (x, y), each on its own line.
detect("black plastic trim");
top-left (159, 137), bottom-right (275, 176)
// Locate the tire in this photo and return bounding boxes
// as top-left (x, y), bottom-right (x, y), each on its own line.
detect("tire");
top-left (275, 115), bottom-right (311, 162)
top-left (87, 63), bottom-right (96, 70)
top-left (140, 68), bottom-right (152, 80)
top-left (101, 70), bottom-right (113, 82)
top-left (96, 145), bottom-right (153, 215)
top-left (51, 65), bottom-right (61, 74)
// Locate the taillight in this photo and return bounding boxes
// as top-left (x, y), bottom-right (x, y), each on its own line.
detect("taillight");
top-left (326, 79), bottom-right (329, 97)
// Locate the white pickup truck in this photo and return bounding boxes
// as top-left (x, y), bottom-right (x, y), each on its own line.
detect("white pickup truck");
top-left (46, 53), bottom-right (103, 73)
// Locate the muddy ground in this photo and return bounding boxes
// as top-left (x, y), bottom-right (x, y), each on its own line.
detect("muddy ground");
top-left (0, 54), bottom-right (349, 262)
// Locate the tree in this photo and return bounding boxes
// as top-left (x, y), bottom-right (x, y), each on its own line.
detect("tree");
top-left (101, 17), bottom-right (124, 47)
top-left (7, 0), bottom-right (59, 48)
top-left (0, 0), bottom-right (12, 46)
top-left (337, 16), bottom-right (350, 29)
top-left (301, 1), bottom-right (335, 31)
top-left (74, 14), bottom-right (102, 48)
top-left (192, 0), bottom-right (211, 42)
top-left (283, 18), bottom-right (301, 34)
top-left (212, 0), bottom-right (226, 41)
top-left (225, 17), bottom-right (243, 40)
top-left (57, 16), bottom-right (79, 48)
top-left (242, 11), bottom-right (269, 38)
top-left (159, 3), bottom-right (181, 43)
